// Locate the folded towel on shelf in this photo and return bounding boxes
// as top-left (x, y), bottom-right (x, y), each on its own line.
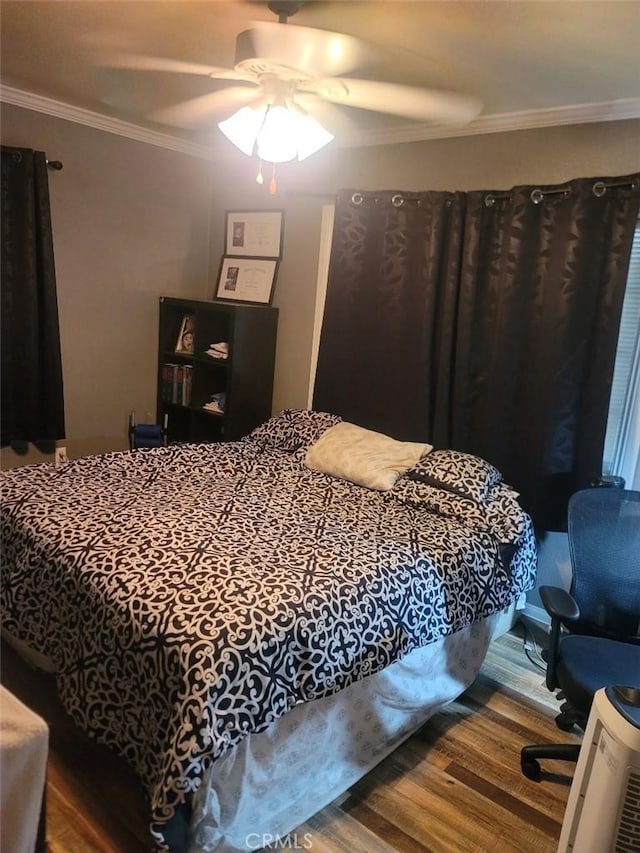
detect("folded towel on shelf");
top-left (203, 392), bottom-right (227, 415)
top-left (205, 342), bottom-right (229, 360)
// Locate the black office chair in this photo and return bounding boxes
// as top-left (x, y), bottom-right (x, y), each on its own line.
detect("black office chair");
top-left (564, 487), bottom-right (640, 644)
top-left (520, 488), bottom-right (640, 780)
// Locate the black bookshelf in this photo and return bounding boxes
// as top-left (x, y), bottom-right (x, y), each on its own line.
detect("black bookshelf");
top-left (157, 297), bottom-right (278, 443)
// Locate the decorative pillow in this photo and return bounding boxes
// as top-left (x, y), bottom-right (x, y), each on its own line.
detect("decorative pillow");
top-left (391, 477), bottom-right (487, 525)
top-left (406, 449), bottom-right (502, 503)
top-left (305, 422), bottom-right (432, 491)
top-left (391, 477), bottom-right (527, 545)
top-left (482, 481), bottom-right (528, 544)
top-left (245, 409), bottom-right (342, 452)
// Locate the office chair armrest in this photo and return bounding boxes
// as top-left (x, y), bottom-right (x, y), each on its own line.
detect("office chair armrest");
top-left (538, 586), bottom-right (580, 693)
top-left (539, 586), bottom-right (580, 623)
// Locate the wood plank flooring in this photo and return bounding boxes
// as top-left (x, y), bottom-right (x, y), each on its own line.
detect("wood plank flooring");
top-left (1, 624), bottom-right (579, 852)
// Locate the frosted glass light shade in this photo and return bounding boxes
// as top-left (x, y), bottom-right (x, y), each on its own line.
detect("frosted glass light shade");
top-left (218, 106), bottom-right (267, 156)
top-left (217, 101), bottom-right (334, 163)
top-left (256, 104), bottom-right (299, 163)
top-left (295, 113), bottom-right (335, 161)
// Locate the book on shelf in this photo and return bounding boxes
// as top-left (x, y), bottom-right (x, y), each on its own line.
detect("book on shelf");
top-left (182, 365), bottom-right (193, 406)
top-left (162, 363), bottom-right (176, 402)
top-left (162, 363), bottom-right (193, 406)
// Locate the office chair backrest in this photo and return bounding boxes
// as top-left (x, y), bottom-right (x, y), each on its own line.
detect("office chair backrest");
top-left (568, 488), bottom-right (640, 642)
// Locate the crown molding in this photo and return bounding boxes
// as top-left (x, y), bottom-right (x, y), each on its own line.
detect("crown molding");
top-left (2, 84), bottom-right (639, 158)
top-left (0, 85), bottom-right (216, 160)
top-left (340, 98), bottom-right (640, 148)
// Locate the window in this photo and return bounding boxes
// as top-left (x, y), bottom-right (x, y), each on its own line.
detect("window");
top-left (602, 220), bottom-right (640, 489)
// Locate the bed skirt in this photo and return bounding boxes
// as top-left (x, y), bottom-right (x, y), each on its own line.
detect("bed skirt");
top-left (189, 611), bottom-right (502, 852)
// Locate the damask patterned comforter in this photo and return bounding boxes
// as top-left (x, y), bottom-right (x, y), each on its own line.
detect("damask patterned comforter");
top-left (0, 410), bottom-right (536, 848)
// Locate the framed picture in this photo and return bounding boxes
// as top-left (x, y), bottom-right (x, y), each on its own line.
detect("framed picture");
top-left (225, 210), bottom-right (284, 258)
top-left (216, 256), bottom-right (278, 305)
top-left (175, 314), bottom-right (195, 353)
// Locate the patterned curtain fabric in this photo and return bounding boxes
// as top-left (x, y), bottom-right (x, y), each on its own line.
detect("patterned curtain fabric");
top-left (313, 189), bottom-right (468, 444)
top-left (1, 146), bottom-right (65, 448)
top-left (314, 175), bottom-right (640, 529)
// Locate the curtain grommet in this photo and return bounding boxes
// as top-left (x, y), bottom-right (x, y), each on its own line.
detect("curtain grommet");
top-left (530, 188), bottom-right (544, 205)
top-left (592, 181), bottom-right (607, 198)
top-left (484, 195), bottom-right (496, 208)
top-left (351, 192), bottom-right (364, 206)
top-left (391, 194), bottom-right (404, 207)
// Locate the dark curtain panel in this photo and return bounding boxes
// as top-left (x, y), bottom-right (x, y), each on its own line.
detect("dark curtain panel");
top-left (1, 146), bottom-right (65, 448)
top-left (456, 176), bottom-right (640, 529)
top-left (313, 188), bottom-right (468, 443)
top-left (314, 175), bottom-right (640, 529)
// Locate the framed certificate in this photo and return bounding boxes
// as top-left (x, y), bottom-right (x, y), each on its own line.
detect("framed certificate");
top-left (225, 210), bottom-right (284, 258)
top-left (215, 256), bottom-right (278, 305)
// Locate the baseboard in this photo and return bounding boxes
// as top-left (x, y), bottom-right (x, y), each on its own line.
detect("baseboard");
top-left (515, 604), bottom-right (551, 652)
top-left (522, 602), bottom-right (550, 629)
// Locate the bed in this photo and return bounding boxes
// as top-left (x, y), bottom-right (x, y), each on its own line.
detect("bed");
top-left (0, 409), bottom-right (536, 852)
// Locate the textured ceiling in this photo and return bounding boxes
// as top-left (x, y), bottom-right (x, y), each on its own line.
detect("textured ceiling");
top-left (1, 0), bottom-right (639, 151)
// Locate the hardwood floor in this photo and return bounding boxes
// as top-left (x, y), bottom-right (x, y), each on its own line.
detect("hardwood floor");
top-left (1, 624), bottom-right (579, 852)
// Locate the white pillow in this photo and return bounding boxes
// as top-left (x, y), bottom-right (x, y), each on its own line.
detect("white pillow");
top-left (305, 422), bottom-right (432, 491)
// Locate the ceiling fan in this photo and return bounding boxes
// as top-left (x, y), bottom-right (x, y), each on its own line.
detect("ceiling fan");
top-left (104, 1), bottom-right (483, 133)
top-left (103, 0), bottom-right (482, 181)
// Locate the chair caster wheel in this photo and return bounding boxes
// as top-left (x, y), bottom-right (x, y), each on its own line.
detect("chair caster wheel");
top-left (521, 758), bottom-right (541, 780)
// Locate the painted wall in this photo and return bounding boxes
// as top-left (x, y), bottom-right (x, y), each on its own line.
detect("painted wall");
top-left (1, 104), bottom-right (638, 607)
top-left (1, 103), bottom-right (215, 464)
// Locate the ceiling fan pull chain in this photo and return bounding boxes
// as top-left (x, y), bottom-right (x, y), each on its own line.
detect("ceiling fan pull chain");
top-left (256, 159), bottom-right (264, 185)
top-left (269, 162), bottom-right (277, 195)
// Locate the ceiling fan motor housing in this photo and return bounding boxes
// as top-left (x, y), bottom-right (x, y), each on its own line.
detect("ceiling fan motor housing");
top-left (235, 29), bottom-right (315, 81)
top-left (267, 1), bottom-right (303, 23)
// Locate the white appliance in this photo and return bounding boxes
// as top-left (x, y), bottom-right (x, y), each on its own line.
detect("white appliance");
top-left (558, 685), bottom-right (640, 853)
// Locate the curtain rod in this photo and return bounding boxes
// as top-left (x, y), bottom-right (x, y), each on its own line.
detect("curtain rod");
top-left (592, 178), bottom-right (638, 196)
top-left (0, 150), bottom-right (63, 169)
top-left (349, 191), bottom-right (427, 207)
top-left (485, 178), bottom-right (638, 207)
top-left (347, 178), bottom-right (639, 210)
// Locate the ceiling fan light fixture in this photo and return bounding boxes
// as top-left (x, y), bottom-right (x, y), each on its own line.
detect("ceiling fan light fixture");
top-left (217, 104), bottom-right (267, 156)
top-left (294, 112), bottom-right (334, 161)
top-left (256, 102), bottom-right (301, 163)
top-left (217, 96), bottom-right (334, 166)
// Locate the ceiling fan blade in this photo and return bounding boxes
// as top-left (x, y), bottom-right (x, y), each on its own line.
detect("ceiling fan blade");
top-left (305, 78), bottom-right (482, 125)
top-left (294, 93), bottom-right (360, 138)
top-left (237, 21), bottom-right (373, 77)
top-left (150, 86), bottom-right (261, 128)
top-left (98, 52), bottom-right (251, 82)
